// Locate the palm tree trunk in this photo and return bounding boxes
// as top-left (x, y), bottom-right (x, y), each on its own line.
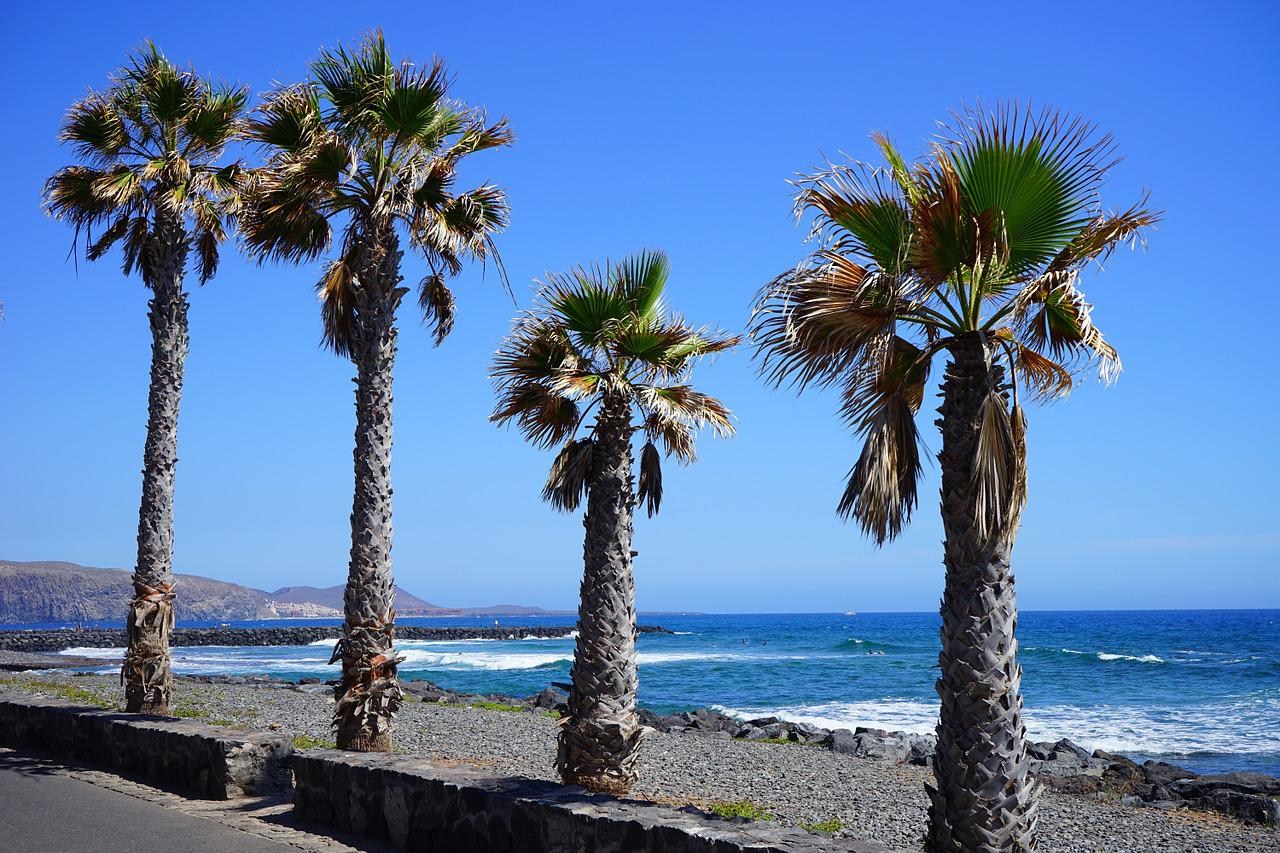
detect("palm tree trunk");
top-left (928, 331), bottom-right (1039, 852)
top-left (333, 232), bottom-right (406, 752)
top-left (556, 392), bottom-right (643, 794)
top-left (123, 212), bottom-right (189, 715)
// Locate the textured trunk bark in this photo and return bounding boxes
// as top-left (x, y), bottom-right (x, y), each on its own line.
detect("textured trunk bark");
top-left (123, 209), bottom-right (189, 715)
top-left (928, 331), bottom-right (1039, 851)
top-left (556, 392), bottom-right (643, 794)
top-left (333, 229), bottom-right (405, 752)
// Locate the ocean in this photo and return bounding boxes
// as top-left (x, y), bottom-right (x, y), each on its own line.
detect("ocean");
top-left (44, 609), bottom-right (1279, 776)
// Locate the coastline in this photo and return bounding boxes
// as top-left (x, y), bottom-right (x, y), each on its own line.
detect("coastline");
top-left (0, 670), bottom-right (1273, 851)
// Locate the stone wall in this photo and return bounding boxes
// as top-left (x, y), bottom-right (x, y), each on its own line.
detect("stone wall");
top-left (0, 696), bottom-right (292, 799)
top-left (290, 750), bottom-right (902, 853)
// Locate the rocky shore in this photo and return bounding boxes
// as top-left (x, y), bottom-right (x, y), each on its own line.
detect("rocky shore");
top-left (0, 671), bottom-right (1273, 851)
top-left (0, 624), bottom-right (669, 653)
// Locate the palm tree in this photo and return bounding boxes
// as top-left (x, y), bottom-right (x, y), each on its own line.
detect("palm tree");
top-left (492, 250), bottom-right (737, 793)
top-left (44, 44), bottom-right (246, 715)
top-left (751, 105), bottom-right (1159, 852)
top-left (239, 32), bottom-right (511, 751)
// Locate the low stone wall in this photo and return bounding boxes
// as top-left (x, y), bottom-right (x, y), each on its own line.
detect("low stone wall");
top-left (0, 625), bottom-right (670, 653)
top-left (0, 696), bottom-right (292, 799)
top-left (290, 750), bottom-right (902, 853)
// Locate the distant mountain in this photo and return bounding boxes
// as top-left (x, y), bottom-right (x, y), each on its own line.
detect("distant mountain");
top-left (0, 560), bottom-right (553, 623)
top-left (268, 584), bottom-right (445, 615)
top-left (0, 559), bottom-right (272, 623)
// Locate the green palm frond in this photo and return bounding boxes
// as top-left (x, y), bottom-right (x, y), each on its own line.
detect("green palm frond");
top-left (794, 161), bottom-right (913, 274)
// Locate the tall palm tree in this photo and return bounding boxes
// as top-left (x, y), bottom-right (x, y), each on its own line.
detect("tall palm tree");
top-left (751, 105), bottom-right (1159, 852)
top-left (492, 250), bottom-right (737, 793)
top-left (239, 32), bottom-right (511, 751)
top-left (44, 44), bottom-right (246, 715)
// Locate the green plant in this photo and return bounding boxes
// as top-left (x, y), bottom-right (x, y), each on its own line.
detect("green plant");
top-left (2, 678), bottom-right (112, 708)
top-left (708, 800), bottom-right (776, 821)
top-left (292, 734), bottom-right (337, 750)
top-left (543, 709), bottom-right (563, 720)
top-left (803, 819), bottom-right (846, 833)
top-left (467, 701), bottom-right (525, 713)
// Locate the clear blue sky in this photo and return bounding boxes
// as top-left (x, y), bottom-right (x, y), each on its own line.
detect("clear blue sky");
top-left (2, 1), bottom-right (1277, 612)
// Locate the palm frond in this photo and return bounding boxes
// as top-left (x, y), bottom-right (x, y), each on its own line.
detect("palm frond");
top-left (750, 255), bottom-right (905, 390)
top-left (638, 385), bottom-right (734, 439)
top-left (1045, 194), bottom-right (1162, 273)
top-left (971, 390), bottom-right (1019, 543)
top-left (491, 382), bottom-right (580, 449)
top-left (642, 411), bottom-right (696, 463)
top-left (794, 160), bottom-right (912, 273)
top-left (837, 391), bottom-right (922, 544)
top-left (939, 102), bottom-right (1118, 274)
top-left (542, 438), bottom-right (595, 512)
top-left (1015, 271), bottom-right (1121, 383)
top-left (637, 441), bottom-right (663, 517)
top-left (417, 272), bottom-right (455, 346)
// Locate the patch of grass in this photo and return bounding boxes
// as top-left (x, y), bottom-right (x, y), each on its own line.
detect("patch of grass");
top-left (543, 710), bottom-right (562, 720)
top-left (802, 818), bottom-right (846, 833)
top-left (171, 706), bottom-right (207, 719)
top-left (291, 734), bottom-right (337, 750)
top-left (467, 701), bottom-right (525, 713)
top-left (707, 800), bottom-right (776, 821)
top-left (0, 678), bottom-right (112, 708)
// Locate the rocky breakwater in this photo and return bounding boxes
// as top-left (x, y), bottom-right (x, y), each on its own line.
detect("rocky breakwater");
top-left (0, 624), bottom-right (671, 653)
top-left (630, 707), bottom-right (1280, 827)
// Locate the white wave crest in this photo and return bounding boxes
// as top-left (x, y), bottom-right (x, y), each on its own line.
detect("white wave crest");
top-left (1096, 653), bottom-right (1165, 664)
top-left (58, 646), bottom-right (125, 659)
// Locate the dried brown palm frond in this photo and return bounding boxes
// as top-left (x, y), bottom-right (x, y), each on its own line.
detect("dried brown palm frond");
top-left (638, 385), bottom-right (734, 438)
top-left (637, 441), bottom-right (663, 517)
top-left (971, 390), bottom-right (1019, 544)
top-left (1018, 272), bottom-right (1121, 383)
top-left (492, 382), bottom-right (580, 450)
top-left (1014, 343), bottom-right (1074, 401)
top-left (642, 411), bottom-right (696, 464)
top-left (1009, 403), bottom-right (1028, 529)
top-left (542, 438), bottom-right (595, 511)
top-left (750, 257), bottom-right (908, 390)
top-left (417, 272), bottom-right (455, 346)
top-left (838, 392), bottom-right (922, 544)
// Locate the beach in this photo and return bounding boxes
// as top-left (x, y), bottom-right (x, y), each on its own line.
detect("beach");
top-left (1, 671), bottom-right (1273, 852)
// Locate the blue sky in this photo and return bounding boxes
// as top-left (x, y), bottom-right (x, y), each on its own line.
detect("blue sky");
top-left (2, 1), bottom-right (1277, 612)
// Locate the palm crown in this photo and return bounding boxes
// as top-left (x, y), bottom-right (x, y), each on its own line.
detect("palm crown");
top-left (492, 250), bottom-right (738, 516)
top-left (44, 42), bottom-right (246, 283)
top-left (239, 31), bottom-right (512, 354)
top-left (752, 104), bottom-right (1160, 544)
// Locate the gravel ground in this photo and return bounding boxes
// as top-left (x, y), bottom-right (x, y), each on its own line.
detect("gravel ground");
top-left (2, 673), bottom-right (1275, 852)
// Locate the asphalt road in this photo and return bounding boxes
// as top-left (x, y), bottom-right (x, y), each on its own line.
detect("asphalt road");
top-left (0, 752), bottom-right (288, 853)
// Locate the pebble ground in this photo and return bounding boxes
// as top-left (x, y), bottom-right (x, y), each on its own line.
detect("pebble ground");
top-left (2, 673), bottom-right (1275, 852)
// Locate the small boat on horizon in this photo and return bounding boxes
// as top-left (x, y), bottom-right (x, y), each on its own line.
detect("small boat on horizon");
top-left (843, 610), bottom-right (856, 617)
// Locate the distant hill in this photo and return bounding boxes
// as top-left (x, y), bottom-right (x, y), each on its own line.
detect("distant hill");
top-left (0, 560), bottom-right (553, 623)
top-left (0, 560), bottom-right (272, 623)
top-left (268, 584), bottom-right (445, 615)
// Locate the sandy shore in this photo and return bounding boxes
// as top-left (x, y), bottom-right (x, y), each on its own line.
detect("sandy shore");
top-left (0, 672), bottom-right (1274, 852)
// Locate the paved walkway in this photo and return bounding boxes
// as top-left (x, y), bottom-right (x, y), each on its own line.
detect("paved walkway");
top-left (0, 749), bottom-right (394, 852)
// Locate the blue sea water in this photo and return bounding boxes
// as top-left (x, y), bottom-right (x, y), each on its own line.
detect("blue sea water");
top-left (39, 610), bottom-right (1280, 776)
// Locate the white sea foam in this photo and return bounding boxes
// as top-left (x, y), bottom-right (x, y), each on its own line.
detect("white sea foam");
top-left (711, 697), bottom-right (1280, 758)
top-left (58, 646), bottom-right (125, 659)
top-left (1096, 653), bottom-right (1165, 664)
top-left (398, 649), bottom-right (572, 670)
